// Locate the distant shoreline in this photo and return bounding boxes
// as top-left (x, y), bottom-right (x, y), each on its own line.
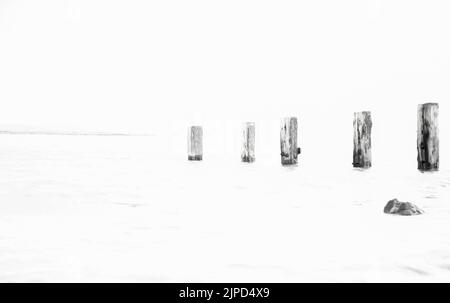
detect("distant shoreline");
top-left (0, 131), bottom-right (154, 136)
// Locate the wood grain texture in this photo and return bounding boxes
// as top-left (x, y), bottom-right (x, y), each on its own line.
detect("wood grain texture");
top-left (353, 111), bottom-right (372, 168)
top-left (188, 126), bottom-right (203, 161)
top-left (280, 117), bottom-right (300, 165)
top-left (417, 103), bottom-right (439, 170)
top-left (241, 122), bottom-right (255, 163)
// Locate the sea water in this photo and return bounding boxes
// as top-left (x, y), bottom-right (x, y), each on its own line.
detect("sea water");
top-left (0, 134), bottom-right (449, 282)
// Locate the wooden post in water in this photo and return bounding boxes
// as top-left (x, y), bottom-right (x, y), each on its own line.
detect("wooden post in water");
top-left (417, 103), bottom-right (439, 170)
top-left (188, 126), bottom-right (203, 161)
top-left (353, 111), bottom-right (372, 168)
top-left (280, 117), bottom-right (301, 165)
top-left (241, 122), bottom-right (255, 162)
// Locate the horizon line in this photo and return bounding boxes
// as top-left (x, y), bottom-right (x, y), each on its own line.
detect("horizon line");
top-left (0, 130), bottom-right (155, 136)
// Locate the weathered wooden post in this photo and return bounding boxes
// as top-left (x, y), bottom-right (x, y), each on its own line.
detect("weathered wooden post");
top-left (353, 111), bottom-right (372, 168)
top-left (280, 117), bottom-right (301, 165)
top-left (188, 126), bottom-right (203, 161)
top-left (241, 122), bottom-right (255, 162)
top-left (417, 103), bottom-right (439, 170)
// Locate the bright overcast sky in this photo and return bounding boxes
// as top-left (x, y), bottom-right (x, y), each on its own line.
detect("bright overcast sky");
top-left (0, 0), bottom-right (449, 162)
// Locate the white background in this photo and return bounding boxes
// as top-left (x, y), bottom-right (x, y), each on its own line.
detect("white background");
top-left (1, 0), bottom-right (449, 164)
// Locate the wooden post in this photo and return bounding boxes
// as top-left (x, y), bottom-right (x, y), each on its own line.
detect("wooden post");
top-left (280, 117), bottom-right (301, 165)
top-left (188, 126), bottom-right (203, 161)
top-left (417, 103), bottom-right (439, 170)
top-left (353, 111), bottom-right (372, 168)
top-left (241, 122), bottom-right (255, 162)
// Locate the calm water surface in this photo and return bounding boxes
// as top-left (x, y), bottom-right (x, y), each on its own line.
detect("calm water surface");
top-left (0, 135), bottom-right (449, 282)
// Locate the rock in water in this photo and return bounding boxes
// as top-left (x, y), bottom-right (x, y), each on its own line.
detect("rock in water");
top-left (384, 199), bottom-right (424, 216)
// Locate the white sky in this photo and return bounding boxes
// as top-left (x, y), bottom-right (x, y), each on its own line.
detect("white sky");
top-left (1, 0), bottom-right (449, 164)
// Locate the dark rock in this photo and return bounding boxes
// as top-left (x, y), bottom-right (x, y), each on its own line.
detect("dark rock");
top-left (384, 199), bottom-right (424, 216)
